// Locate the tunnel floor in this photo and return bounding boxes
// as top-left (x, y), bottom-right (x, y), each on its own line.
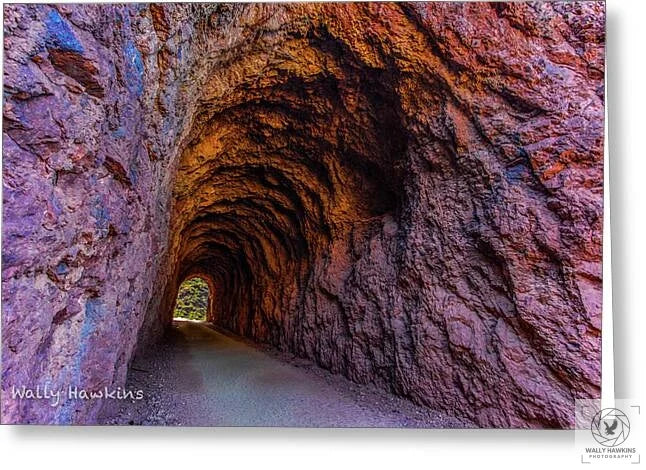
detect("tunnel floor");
top-left (101, 320), bottom-right (472, 427)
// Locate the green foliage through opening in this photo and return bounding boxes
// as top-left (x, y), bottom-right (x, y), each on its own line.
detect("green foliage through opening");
top-left (173, 277), bottom-right (209, 321)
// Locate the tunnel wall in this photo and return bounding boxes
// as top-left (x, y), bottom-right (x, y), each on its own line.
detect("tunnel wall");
top-left (2, 2), bottom-right (604, 427)
top-left (2, 3), bottom-right (219, 423)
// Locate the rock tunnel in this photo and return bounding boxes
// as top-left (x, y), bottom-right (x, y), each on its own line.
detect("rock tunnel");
top-left (1, 2), bottom-right (605, 427)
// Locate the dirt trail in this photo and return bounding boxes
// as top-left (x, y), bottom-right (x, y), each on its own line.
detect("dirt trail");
top-left (103, 320), bottom-right (471, 427)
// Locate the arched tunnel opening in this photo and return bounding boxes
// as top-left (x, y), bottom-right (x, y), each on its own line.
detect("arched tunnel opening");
top-left (163, 63), bottom-right (407, 345)
top-left (172, 277), bottom-right (211, 322)
top-left (1, 2), bottom-right (604, 428)
top-left (154, 30), bottom-right (413, 356)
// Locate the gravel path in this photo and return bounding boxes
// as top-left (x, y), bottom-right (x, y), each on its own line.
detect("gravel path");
top-left (102, 320), bottom-right (473, 427)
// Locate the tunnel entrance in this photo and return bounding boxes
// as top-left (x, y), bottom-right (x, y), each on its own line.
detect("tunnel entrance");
top-left (0, 2), bottom-right (604, 428)
top-left (137, 2), bottom-right (602, 429)
top-left (172, 277), bottom-right (210, 321)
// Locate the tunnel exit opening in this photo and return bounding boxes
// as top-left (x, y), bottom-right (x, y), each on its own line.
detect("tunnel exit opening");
top-left (172, 277), bottom-right (211, 322)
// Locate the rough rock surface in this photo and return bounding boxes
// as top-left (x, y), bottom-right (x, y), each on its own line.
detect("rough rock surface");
top-left (2, 2), bottom-right (604, 427)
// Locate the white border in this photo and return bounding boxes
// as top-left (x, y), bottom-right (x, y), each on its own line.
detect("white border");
top-left (1, 1), bottom-right (644, 469)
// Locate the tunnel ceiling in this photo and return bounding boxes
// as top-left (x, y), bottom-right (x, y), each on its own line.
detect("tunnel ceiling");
top-left (2, 2), bottom-right (605, 427)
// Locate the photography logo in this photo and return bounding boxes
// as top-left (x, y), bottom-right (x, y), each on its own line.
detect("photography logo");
top-left (591, 408), bottom-right (630, 447)
top-left (575, 399), bottom-right (640, 464)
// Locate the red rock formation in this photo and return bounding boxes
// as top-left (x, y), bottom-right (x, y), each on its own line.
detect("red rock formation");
top-left (1, 2), bottom-right (604, 427)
